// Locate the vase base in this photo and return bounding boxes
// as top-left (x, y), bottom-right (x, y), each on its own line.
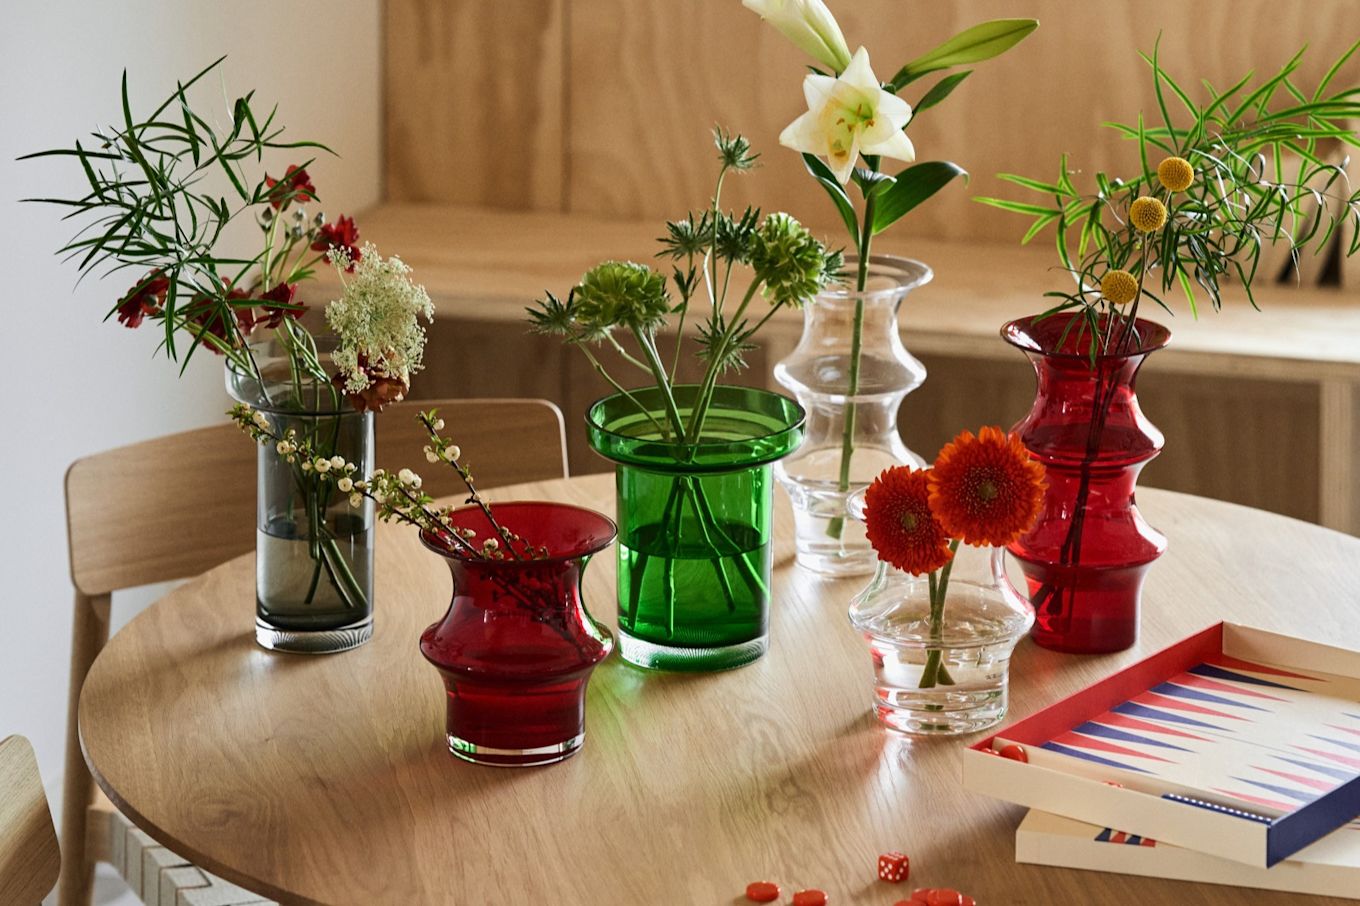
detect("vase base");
top-left (873, 686), bottom-right (1008, 736)
top-left (447, 732), bottom-right (584, 767)
top-left (794, 548), bottom-right (877, 578)
top-left (617, 629), bottom-right (767, 672)
top-left (255, 615), bottom-right (372, 654)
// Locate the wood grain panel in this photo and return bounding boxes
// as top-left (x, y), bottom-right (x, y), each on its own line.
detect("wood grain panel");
top-left (384, 0), bottom-right (566, 209)
top-left (65, 424), bottom-right (255, 596)
top-left (79, 474), bottom-right (1360, 905)
top-left (564, 0), bottom-right (1360, 241)
top-left (0, 736), bottom-right (60, 906)
top-left (310, 202), bottom-right (1360, 527)
top-left (376, 397), bottom-right (569, 494)
top-left (902, 354), bottom-right (1321, 523)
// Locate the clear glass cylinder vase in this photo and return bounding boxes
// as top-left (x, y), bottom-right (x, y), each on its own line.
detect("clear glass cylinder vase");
top-left (227, 336), bottom-right (375, 653)
top-left (847, 539), bottom-right (1033, 735)
top-left (774, 254), bottom-right (933, 577)
top-left (586, 385), bottom-right (805, 672)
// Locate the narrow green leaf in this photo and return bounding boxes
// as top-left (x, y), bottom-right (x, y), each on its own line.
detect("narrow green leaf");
top-left (1020, 211), bottom-right (1059, 244)
top-left (1137, 113), bottom-right (1152, 188)
top-left (1316, 38), bottom-right (1360, 101)
top-left (913, 71), bottom-right (972, 114)
top-left (974, 197), bottom-right (1059, 216)
top-left (996, 173), bottom-right (1066, 194)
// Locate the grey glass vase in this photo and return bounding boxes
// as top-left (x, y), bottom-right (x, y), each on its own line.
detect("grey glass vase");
top-left (227, 337), bottom-right (374, 653)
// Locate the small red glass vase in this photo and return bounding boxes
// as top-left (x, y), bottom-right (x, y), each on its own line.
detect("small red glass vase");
top-left (1002, 314), bottom-right (1169, 654)
top-left (419, 502), bottom-right (616, 767)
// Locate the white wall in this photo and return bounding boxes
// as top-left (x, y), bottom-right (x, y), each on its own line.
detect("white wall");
top-left (0, 2), bottom-right (381, 897)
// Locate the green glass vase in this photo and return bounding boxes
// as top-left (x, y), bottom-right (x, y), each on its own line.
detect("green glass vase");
top-left (586, 385), bottom-right (805, 671)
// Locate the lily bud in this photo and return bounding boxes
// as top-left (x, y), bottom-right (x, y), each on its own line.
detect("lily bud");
top-left (743, 0), bottom-right (852, 73)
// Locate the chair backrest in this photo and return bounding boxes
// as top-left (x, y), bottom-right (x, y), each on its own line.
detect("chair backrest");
top-left (0, 736), bottom-right (60, 905)
top-left (65, 399), bottom-right (569, 595)
top-left (65, 423), bottom-right (255, 597)
top-left (377, 398), bottom-right (569, 498)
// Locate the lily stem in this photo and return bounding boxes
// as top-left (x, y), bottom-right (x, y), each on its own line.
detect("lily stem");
top-left (827, 179), bottom-right (879, 540)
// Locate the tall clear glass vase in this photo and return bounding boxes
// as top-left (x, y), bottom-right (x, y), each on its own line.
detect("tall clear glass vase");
top-left (227, 337), bottom-right (375, 654)
top-left (774, 254), bottom-right (933, 576)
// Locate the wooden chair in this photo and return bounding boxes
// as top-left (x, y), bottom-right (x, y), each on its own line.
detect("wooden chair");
top-left (0, 736), bottom-right (60, 905)
top-left (58, 398), bottom-right (568, 906)
top-left (376, 398), bottom-right (569, 497)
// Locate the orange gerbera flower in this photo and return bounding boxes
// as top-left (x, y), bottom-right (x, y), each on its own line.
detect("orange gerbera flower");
top-left (864, 466), bottom-right (954, 575)
top-left (928, 426), bottom-right (1047, 547)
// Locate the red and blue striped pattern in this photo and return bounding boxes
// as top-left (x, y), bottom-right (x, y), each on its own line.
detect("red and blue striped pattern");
top-left (1041, 656), bottom-right (1360, 816)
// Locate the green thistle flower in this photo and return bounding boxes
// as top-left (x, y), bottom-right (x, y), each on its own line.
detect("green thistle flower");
top-left (657, 212), bottom-right (711, 260)
top-left (749, 212), bottom-right (837, 307)
top-left (714, 127), bottom-right (759, 172)
top-left (572, 261), bottom-right (670, 332)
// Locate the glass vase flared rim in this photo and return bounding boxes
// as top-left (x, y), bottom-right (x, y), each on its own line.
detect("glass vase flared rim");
top-left (816, 253), bottom-right (934, 304)
top-left (1001, 312), bottom-right (1172, 361)
top-left (419, 500), bottom-right (618, 565)
top-left (585, 384), bottom-right (806, 471)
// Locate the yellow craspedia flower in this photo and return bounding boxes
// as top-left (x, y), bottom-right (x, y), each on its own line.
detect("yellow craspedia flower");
top-left (1157, 156), bottom-right (1194, 192)
top-left (1100, 269), bottom-right (1139, 306)
top-left (1129, 196), bottom-right (1168, 233)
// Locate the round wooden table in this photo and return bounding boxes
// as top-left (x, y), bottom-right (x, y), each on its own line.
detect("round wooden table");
top-left (80, 474), bottom-right (1360, 905)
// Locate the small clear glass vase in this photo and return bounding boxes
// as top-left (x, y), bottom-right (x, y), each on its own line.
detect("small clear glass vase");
top-left (226, 336), bottom-right (375, 654)
top-left (774, 254), bottom-right (933, 577)
top-left (846, 532), bottom-right (1033, 735)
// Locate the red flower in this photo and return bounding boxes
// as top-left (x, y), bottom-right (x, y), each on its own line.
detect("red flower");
top-left (864, 466), bottom-right (954, 576)
top-left (928, 426), bottom-right (1047, 547)
top-left (264, 165), bottom-right (316, 210)
top-left (256, 282), bottom-right (304, 329)
top-left (116, 271), bottom-right (169, 328)
top-left (311, 215), bottom-right (361, 269)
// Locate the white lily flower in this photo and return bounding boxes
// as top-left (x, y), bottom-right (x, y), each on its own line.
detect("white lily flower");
top-left (778, 46), bottom-right (915, 184)
top-left (743, 0), bottom-right (851, 73)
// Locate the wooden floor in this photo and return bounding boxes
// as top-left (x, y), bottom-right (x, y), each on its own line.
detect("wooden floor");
top-left (305, 203), bottom-right (1360, 533)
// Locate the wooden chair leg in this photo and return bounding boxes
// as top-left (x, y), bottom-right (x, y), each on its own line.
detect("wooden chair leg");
top-left (57, 591), bottom-right (111, 906)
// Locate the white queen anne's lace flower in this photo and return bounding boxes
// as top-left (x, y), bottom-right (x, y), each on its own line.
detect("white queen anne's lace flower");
top-left (325, 242), bottom-right (435, 411)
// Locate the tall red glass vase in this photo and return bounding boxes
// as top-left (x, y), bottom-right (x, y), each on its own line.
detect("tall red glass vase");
top-left (420, 502), bottom-right (616, 767)
top-left (1002, 314), bottom-right (1169, 653)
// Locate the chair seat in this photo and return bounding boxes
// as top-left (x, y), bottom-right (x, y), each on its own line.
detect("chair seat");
top-left (90, 793), bottom-right (275, 905)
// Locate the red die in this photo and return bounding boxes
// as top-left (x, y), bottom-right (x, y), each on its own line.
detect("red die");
top-left (878, 851), bottom-right (910, 883)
